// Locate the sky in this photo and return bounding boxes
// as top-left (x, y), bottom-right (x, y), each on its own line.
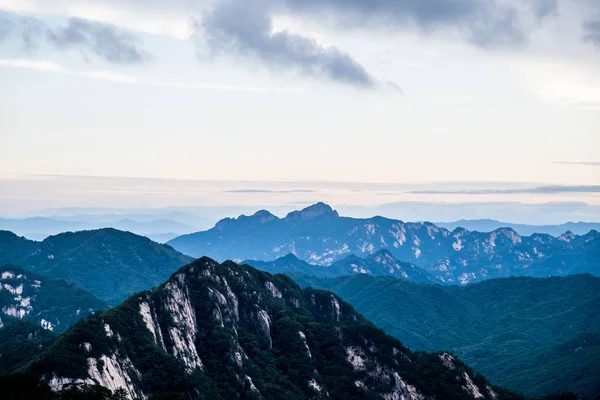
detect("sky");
top-left (0, 0), bottom-right (599, 223)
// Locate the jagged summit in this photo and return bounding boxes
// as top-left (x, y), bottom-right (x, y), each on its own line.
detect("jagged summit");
top-left (369, 248), bottom-right (395, 258)
top-left (168, 205), bottom-right (600, 285)
top-left (18, 257), bottom-right (511, 400)
top-left (250, 209), bottom-right (278, 223)
top-left (285, 202), bottom-right (339, 221)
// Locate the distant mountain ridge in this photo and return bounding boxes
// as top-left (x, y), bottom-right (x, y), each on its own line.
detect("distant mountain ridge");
top-left (244, 249), bottom-right (439, 284)
top-left (0, 215), bottom-right (209, 243)
top-left (435, 219), bottom-right (600, 237)
top-left (168, 203), bottom-right (600, 284)
top-left (292, 273), bottom-right (600, 398)
top-left (0, 229), bottom-right (193, 305)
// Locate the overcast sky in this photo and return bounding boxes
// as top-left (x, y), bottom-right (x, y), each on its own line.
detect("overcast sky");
top-left (0, 0), bottom-right (598, 221)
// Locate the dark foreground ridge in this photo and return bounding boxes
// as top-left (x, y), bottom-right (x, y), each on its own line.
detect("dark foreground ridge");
top-left (3, 257), bottom-right (523, 400)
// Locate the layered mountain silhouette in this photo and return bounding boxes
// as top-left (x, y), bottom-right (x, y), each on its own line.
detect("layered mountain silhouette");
top-left (244, 249), bottom-right (439, 284)
top-left (435, 219), bottom-right (600, 237)
top-left (3, 257), bottom-right (521, 400)
top-left (168, 203), bottom-right (600, 284)
top-left (0, 229), bottom-right (193, 305)
top-left (292, 273), bottom-right (600, 397)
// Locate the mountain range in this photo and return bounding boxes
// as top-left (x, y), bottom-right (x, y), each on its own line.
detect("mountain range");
top-left (244, 249), bottom-right (439, 284)
top-left (0, 265), bottom-right (106, 332)
top-left (435, 220), bottom-right (600, 237)
top-left (291, 273), bottom-right (600, 397)
top-left (0, 229), bottom-right (193, 305)
top-left (1, 257), bottom-right (522, 400)
top-left (168, 203), bottom-right (600, 284)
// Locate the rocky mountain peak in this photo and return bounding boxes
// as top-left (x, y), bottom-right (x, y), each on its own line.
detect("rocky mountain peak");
top-left (23, 257), bottom-right (505, 400)
top-left (285, 202), bottom-right (339, 221)
top-left (251, 209), bottom-right (278, 224)
top-left (369, 248), bottom-right (395, 260)
top-left (558, 231), bottom-right (576, 242)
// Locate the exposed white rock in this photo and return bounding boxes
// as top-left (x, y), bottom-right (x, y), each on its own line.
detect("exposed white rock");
top-left (233, 351), bottom-right (243, 368)
top-left (453, 234), bottom-right (463, 251)
top-left (383, 372), bottom-right (425, 400)
top-left (1, 271), bottom-right (15, 279)
top-left (331, 295), bottom-right (341, 321)
top-left (439, 353), bottom-right (456, 370)
top-left (3, 305), bottom-right (27, 319)
top-left (49, 376), bottom-right (94, 392)
top-left (83, 342), bottom-right (92, 353)
top-left (20, 296), bottom-right (31, 308)
top-left (222, 278), bottom-right (239, 321)
top-left (365, 224), bottom-right (376, 235)
top-left (360, 242), bottom-right (375, 253)
top-left (2, 283), bottom-right (23, 295)
top-left (246, 376), bottom-right (259, 392)
top-left (346, 347), bottom-right (366, 371)
top-left (458, 273), bottom-right (477, 285)
top-left (209, 288), bottom-right (228, 306)
top-left (32, 280), bottom-right (41, 289)
top-left (426, 224), bottom-right (440, 239)
top-left (391, 224), bottom-right (407, 247)
top-left (164, 277), bottom-right (202, 372)
top-left (559, 232), bottom-right (576, 242)
top-left (308, 379), bottom-right (323, 392)
top-left (289, 297), bottom-right (300, 308)
top-left (265, 281), bottom-right (283, 299)
top-left (487, 385), bottom-right (499, 399)
top-left (462, 372), bottom-right (484, 398)
top-left (500, 229), bottom-right (522, 244)
top-left (257, 310), bottom-right (272, 348)
top-left (414, 248), bottom-right (422, 259)
top-left (298, 331), bottom-right (312, 358)
top-left (104, 324), bottom-right (114, 337)
top-left (41, 319), bottom-right (55, 331)
top-left (88, 354), bottom-right (144, 399)
top-left (139, 302), bottom-right (166, 350)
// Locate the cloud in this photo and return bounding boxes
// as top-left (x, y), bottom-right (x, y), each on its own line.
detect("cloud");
top-left (532, 0), bottom-right (558, 20)
top-left (47, 18), bottom-right (147, 63)
top-left (553, 161), bottom-right (600, 167)
top-left (197, 0), bottom-right (376, 88)
top-left (0, 58), bottom-right (300, 92)
top-left (409, 185), bottom-right (600, 195)
top-left (0, 11), bottom-right (148, 63)
top-left (583, 19), bottom-right (600, 47)
top-left (277, 0), bottom-right (535, 48)
top-left (225, 189), bottom-right (316, 193)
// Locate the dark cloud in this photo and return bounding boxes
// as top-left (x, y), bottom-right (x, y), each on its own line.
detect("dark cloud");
top-left (409, 185), bottom-right (600, 195)
top-left (0, 11), bottom-right (148, 64)
top-left (278, 0), bottom-right (531, 48)
top-left (48, 18), bottom-right (147, 63)
top-left (583, 19), bottom-right (600, 47)
top-left (532, 0), bottom-right (558, 20)
top-left (198, 0), bottom-right (376, 88)
top-left (0, 14), bottom-right (14, 40)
